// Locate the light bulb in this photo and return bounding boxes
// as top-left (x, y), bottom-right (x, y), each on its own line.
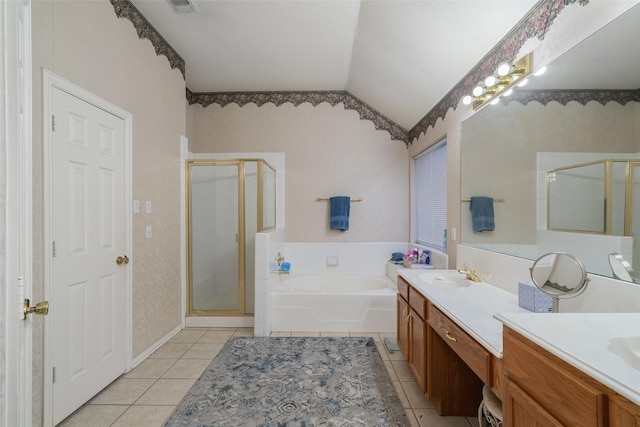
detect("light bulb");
top-left (503, 88), bottom-right (513, 97)
top-left (533, 66), bottom-right (547, 76)
top-left (490, 97), bottom-right (500, 105)
top-left (497, 63), bottom-right (512, 77)
top-left (485, 76), bottom-right (498, 87)
top-left (462, 95), bottom-right (473, 105)
top-left (517, 78), bottom-right (529, 87)
top-left (472, 86), bottom-right (485, 97)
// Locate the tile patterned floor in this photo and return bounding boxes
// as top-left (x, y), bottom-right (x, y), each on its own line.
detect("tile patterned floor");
top-left (59, 328), bottom-right (480, 427)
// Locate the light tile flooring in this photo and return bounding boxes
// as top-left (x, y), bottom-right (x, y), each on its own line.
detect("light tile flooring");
top-left (59, 328), bottom-right (480, 427)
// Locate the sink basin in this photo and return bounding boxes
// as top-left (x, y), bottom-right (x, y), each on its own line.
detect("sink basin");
top-left (419, 271), bottom-right (472, 288)
top-left (608, 336), bottom-right (640, 371)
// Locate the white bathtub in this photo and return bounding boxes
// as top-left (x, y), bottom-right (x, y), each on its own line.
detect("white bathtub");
top-left (271, 275), bottom-right (397, 333)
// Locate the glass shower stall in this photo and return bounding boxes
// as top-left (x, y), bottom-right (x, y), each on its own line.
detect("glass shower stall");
top-left (186, 159), bottom-right (276, 316)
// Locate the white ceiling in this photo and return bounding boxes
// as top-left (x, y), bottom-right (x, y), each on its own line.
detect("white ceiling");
top-left (130, 0), bottom-right (538, 129)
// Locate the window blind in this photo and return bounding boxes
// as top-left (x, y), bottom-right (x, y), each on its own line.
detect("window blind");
top-left (414, 141), bottom-right (447, 251)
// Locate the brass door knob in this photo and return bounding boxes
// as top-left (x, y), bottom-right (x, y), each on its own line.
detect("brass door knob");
top-left (116, 255), bottom-right (130, 265)
top-left (24, 299), bottom-right (49, 316)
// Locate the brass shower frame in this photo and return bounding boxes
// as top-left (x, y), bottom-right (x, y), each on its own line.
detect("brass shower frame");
top-left (625, 162), bottom-right (640, 237)
top-left (185, 158), bottom-right (276, 317)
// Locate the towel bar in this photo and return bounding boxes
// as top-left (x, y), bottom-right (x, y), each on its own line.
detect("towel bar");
top-left (461, 198), bottom-right (505, 202)
top-left (316, 197), bottom-right (363, 202)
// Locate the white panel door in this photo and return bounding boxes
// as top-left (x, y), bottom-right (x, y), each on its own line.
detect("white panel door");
top-left (51, 87), bottom-right (127, 425)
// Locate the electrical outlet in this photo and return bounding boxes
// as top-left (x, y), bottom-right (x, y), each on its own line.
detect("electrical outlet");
top-left (327, 255), bottom-right (339, 266)
top-left (133, 200), bottom-right (139, 214)
top-left (146, 225), bottom-right (152, 239)
top-left (145, 200), bottom-right (152, 213)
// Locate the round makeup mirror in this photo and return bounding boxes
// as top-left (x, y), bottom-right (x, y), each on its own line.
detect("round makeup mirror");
top-left (529, 252), bottom-right (590, 299)
top-left (608, 253), bottom-right (637, 283)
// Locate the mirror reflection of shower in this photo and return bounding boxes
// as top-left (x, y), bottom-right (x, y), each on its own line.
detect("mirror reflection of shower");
top-left (546, 159), bottom-right (630, 234)
top-left (545, 158), bottom-right (639, 280)
top-left (186, 159), bottom-right (276, 317)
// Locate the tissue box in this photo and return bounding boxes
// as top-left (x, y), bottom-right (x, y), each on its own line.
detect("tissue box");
top-left (518, 281), bottom-right (555, 313)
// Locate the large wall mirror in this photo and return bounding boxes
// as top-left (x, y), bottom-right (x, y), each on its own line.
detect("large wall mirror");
top-left (460, 4), bottom-right (640, 282)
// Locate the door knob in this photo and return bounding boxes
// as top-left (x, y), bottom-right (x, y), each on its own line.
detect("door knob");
top-left (116, 255), bottom-right (130, 265)
top-left (24, 299), bottom-right (49, 316)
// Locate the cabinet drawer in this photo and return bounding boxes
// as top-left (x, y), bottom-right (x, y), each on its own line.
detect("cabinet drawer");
top-left (503, 327), bottom-right (606, 427)
top-left (397, 277), bottom-right (409, 301)
top-left (409, 287), bottom-right (427, 320)
top-left (429, 304), bottom-right (491, 385)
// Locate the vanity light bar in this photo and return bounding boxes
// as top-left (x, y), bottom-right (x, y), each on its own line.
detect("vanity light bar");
top-left (464, 53), bottom-right (533, 111)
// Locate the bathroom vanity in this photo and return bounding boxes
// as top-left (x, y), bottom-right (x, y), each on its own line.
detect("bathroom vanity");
top-left (397, 270), bottom-right (640, 425)
top-left (499, 313), bottom-right (640, 426)
top-left (397, 270), bottom-right (525, 414)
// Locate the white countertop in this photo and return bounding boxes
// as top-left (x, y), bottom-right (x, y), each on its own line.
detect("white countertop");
top-left (397, 269), bottom-right (640, 407)
top-left (398, 269), bottom-right (530, 357)
top-left (496, 312), bottom-right (640, 407)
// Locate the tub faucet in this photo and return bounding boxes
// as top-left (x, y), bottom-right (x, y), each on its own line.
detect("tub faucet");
top-left (458, 265), bottom-right (482, 282)
top-left (275, 252), bottom-right (290, 274)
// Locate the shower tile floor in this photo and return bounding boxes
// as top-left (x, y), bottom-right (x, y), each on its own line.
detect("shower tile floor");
top-left (58, 328), bottom-right (481, 427)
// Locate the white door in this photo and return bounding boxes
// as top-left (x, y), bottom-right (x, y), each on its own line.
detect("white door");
top-left (51, 87), bottom-right (127, 424)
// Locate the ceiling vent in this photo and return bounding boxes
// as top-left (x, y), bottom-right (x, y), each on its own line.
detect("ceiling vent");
top-left (167, 0), bottom-right (198, 14)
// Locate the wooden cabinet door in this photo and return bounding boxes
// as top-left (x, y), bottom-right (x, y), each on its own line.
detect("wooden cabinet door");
top-left (503, 328), bottom-right (607, 427)
top-left (397, 295), bottom-right (410, 359)
top-left (504, 379), bottom-right (564, 427)
top-left (409, 309), bottom-right (427, 392)
top-left (610, 393), bottom-right (640, 427)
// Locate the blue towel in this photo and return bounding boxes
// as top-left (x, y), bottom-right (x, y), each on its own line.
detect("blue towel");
top-left (329, 196), bottom-right (351, 231)
top-left (469, 196), bottom-right (495, 232)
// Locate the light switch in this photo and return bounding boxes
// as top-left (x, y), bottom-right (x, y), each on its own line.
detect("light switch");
top-left (145, 200), bottom-right (152, 214)
top-left (133, 200), bottom-right (139, 214)
top-left (327, 255), bottom-right (339, 266)
top-left (146, 225), bottom-right (152, 239)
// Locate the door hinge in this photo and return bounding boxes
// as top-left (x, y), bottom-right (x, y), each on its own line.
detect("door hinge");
top-left (53, 367), bottom-right (56, 384)
top-left (52, 241), bottom-right (57, 258)
top-left (52, 114), bottom-right (56, 132)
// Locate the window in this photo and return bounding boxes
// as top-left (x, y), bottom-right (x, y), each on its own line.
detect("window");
top-left (414, 139), bottom-right (447, 251)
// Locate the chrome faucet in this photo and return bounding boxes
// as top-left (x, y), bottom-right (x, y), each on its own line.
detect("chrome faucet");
top-left (458, 265), bottom-right (482, 282)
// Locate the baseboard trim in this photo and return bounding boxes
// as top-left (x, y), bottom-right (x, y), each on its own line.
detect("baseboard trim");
top-left (129, 323), bottom-right (183, 370)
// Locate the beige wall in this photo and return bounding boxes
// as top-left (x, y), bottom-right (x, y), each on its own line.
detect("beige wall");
top-left (188, 102), bottom-right (410, 242)
top-left (32, 1), bottom-right (185, 423)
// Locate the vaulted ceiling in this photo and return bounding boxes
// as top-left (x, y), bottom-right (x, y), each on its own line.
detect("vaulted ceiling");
top-left (129, 0), bottom-right (537, 131)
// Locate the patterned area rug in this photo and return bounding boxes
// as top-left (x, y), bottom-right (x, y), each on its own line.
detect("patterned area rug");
top-left (165, 337), bottom-right (409, 426)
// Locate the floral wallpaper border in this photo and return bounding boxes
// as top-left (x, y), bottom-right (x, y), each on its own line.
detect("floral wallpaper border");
top-left (111, 0), bottom-right (185, 78)
top-left (502, 88), bottom-right (640, 107)
top-left (187, 89), bottom-right (410, 143)
top-left (408, 0), bottom-right (590, 143)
